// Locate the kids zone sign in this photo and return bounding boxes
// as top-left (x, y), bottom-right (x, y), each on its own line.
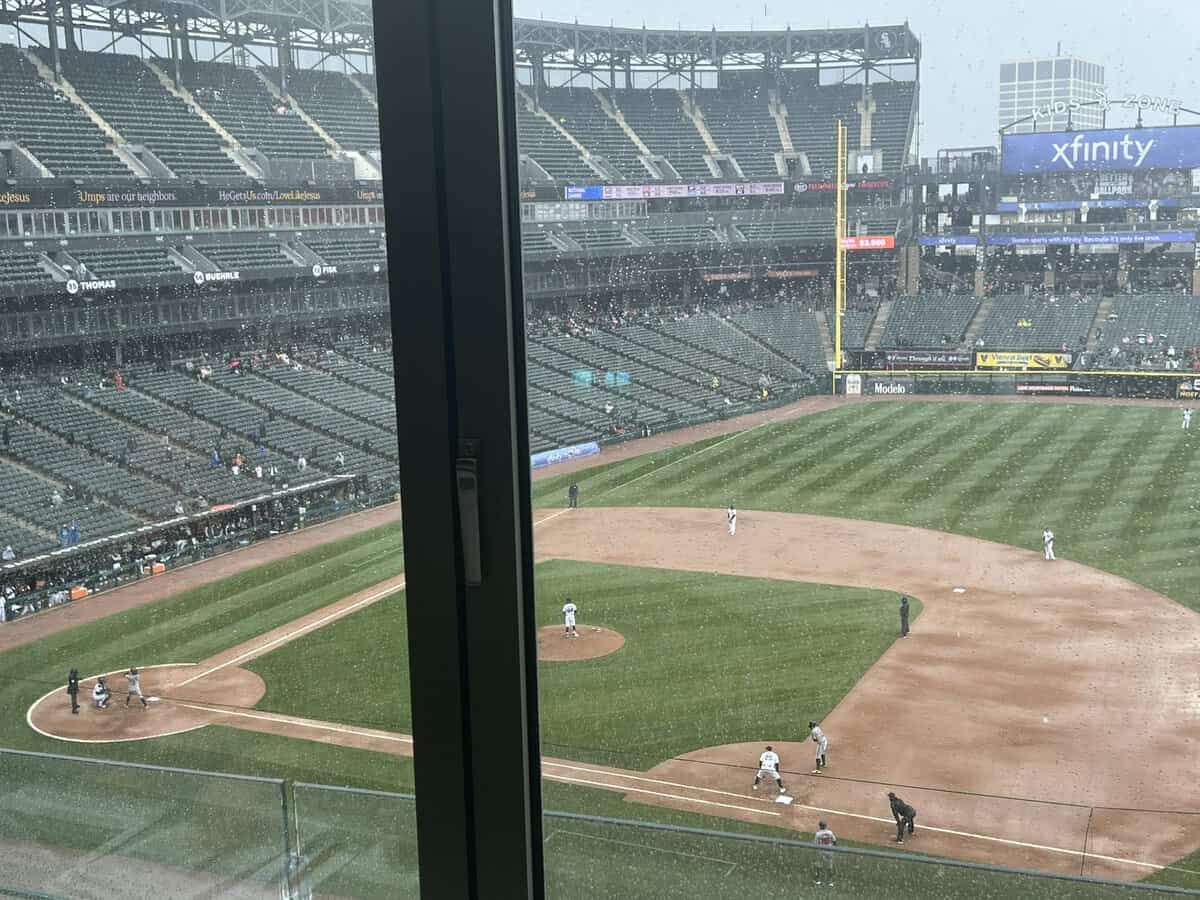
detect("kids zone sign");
top-left (1001, 126), bottom-right (1200, 174)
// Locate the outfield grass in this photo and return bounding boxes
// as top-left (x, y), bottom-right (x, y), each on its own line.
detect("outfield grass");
top-left (534, 401), bottom-right (1200, 613)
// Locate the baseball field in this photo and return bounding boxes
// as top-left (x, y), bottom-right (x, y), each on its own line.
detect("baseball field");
top-left (5, 397), bottom-right (1200, 897)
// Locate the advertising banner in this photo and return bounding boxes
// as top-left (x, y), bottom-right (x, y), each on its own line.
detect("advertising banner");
top-left (994, 198), bottom-right (1181, 212)
top-left (919, 235), bottom-right (978, 247)
top-left (794, 178), bottom-right (892, 194)
top-left (702, 271), bottom-right (752, 282)
top-left (840, 235), bottom-right (896, 250)
top-left (1016, 383), bottom-right (1094, 396)
top-left (530, 441), bottom-right (600, 470)
top-left (0, 185), bottom-right (382, 210)
top-left (878, 349), bottom-right (974, 369)
top-left (976, 351), bottom-right (1073, 370)
top-left (766, 268), bottom-right (820, 279)
top-left (864, 377), bottom-right (916, 395)
top-left (567, 182), bottom-right (786, 201)
top-left (987, 231), bottom-right (1195, 246)
top-left (1177, 378), bottom-right (1200, 400)
top-left (1001, 125), bottom-right (1200, 174)
top-left (844, 374), bottom-right (862, 396)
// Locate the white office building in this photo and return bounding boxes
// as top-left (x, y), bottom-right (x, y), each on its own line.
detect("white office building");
top-left (998, 56), bottom-right (1105, 135)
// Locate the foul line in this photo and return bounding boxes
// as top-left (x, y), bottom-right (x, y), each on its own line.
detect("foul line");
top-left (175, 578), bottom-right (406, 687)
top-left (544, 772), bottom-right (781, 818)
top-left (541, 761), bottom-right (1173, 873)
top-left (172, 702), bottom-right (412, 744)
top-left (594, 420), bottom-right (774, 500)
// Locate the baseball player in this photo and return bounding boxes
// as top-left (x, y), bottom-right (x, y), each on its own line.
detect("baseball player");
top-left (888, 792), bottom-right (917, 844)
top-left (124, 667), bottom-right (148, 708)
top-left (561, 599), bottom-right (578, 638)
top-left (727, 501), bottom-right (737, 536)
top-left (900, 595), bottom-right (910, 637)
top-left (92, 678), bottom-right (111, 709)
top-left (1042, 527), bottom-right (1055, 561)
top-left (813, 820), bottom-right (838, 885)
top-left (809, 720), bottom-right (829, 773)
top-left (67, 669), bottom-right (80, 714)
top-left (1184, 408), bottom-right (1193, 430)
top-left (752, 745), bottom-right (786, 794)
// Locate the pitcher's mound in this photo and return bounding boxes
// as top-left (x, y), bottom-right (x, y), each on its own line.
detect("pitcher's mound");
top-left (537, 625), bottom-right (624, 661)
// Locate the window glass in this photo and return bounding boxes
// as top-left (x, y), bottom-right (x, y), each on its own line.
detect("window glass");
top-left (0, 5), bottom-right (411, 897)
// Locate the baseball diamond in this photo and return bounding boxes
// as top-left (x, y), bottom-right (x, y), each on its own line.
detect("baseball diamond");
top-left (3, 398), bottom-right (1200, 896)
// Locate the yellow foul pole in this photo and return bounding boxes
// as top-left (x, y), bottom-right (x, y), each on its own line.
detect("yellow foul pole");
top-left (833, 120), bottom-right (847, 391)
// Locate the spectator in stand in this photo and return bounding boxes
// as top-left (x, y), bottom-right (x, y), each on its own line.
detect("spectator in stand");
top-left (210, 448), bottom-right (221, 467)
top-left (257, 442), bottom-right (266, 459)
top-left (334, 451), bottom-right (346, 470)
top-left (51, 489), bottom-right (64, 507)
top-left (235, 450), bottom-right (244, 469)
top-left (174, 500), bottom-right (186, 517)
top-left (297, 455), bottom-right (308, 472)
top-left (2, 545), bottom-right (15, 561)
top-left (255, 463), bottom-right (264, 479)
top-left (2, 422), bottom-right (9, 448)
top-left (58, 524), bottom-right (69, 548)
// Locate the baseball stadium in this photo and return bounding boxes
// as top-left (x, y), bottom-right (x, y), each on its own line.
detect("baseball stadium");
top-left (0, 0), bottom-right (1199, 897)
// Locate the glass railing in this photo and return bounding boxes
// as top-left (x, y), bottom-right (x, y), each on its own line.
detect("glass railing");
top-left (0, 748), bottom-right (1194, 899)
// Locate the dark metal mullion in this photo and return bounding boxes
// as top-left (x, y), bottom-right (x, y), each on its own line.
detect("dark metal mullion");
top-left (376, 0), bottom-right (543, 896)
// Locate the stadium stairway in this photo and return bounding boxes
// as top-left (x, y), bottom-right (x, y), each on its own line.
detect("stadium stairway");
top-left (863, 298), bottom-right (894, 351)
top-left (142, 59), bottom-right (264, 178)
top-left (1086, 296), bottom-right (1117, 352)
top-left (962, 294), bottom-right (997, 348)
top-left (813, 312), bottom-right (837, 369)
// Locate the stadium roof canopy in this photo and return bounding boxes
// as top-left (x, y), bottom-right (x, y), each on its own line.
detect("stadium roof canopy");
top-left (2, 3), bottom-right (917, 70)
top-left (513, 19), bottom-right (920, 71)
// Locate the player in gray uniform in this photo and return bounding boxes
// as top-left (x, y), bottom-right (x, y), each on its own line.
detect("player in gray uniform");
top-left (809, 721), bottom-right (829, 773)
top-left (813, 820), bottom-right (838, 885)
top-left (124, 667), bottom-right (148, 708)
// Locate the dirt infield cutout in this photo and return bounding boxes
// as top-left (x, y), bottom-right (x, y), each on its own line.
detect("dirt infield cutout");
top-left (536, 624), bottom-right (625, 661)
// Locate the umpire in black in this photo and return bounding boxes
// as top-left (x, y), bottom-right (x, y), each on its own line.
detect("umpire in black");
top-left (67, 669), bottom-right (80, 714)
top-left (888, 792), bottom-right (916, 843)
top-left (567, 482), bottom-right (579, 509)
top-left (900, 596), bottom-right (910, 637)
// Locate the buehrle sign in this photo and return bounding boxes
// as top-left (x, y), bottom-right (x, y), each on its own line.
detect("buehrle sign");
top-left (1001, 125), bottom-right (1200, 174)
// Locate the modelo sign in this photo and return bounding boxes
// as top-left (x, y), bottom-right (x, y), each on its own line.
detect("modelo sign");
top-left (1001, 125), bottom-right (1200, 174)
top-left (866, 377), bottom-right (915, 395)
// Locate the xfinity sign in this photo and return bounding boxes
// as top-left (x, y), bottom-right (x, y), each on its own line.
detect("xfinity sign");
top-left (1001, 125), bottom-right (1200, 174)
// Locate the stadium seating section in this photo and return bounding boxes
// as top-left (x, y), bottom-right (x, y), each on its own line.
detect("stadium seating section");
top-left (517, 105), bottom-right (596, 182)
top-left (184, 61), bottom-right (328, 160)
top-left (70, 247), bottom-right (186, 279)
top-left (0, 251), bottom-right (52, 287)
top-left (273, 68), bottom-right (380, 152)
top-left (607, 90), bottom-right (712, 180)
top-left (539, 89), bottom-right (645, 181)
top-left (975, 295), bottom-right (1100, 351)
top-left (880, 294), bottom-right (982, 348)
top-left (695, 81), bottom-right (781, 178)
top-left (0, 46), bottom-right (133, 178)
top-left (198, 243), bottom-right (298, 271)
top-left (42, 50), bottom-right (243, 179)
top-left (304, 237), bottom-right (386, 266)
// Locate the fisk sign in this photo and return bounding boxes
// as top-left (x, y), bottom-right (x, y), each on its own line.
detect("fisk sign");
top-left (1002, 125), bottom-right (1200, 174)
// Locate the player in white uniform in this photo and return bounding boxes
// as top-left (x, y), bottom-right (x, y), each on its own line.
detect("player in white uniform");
top-left (124, 667), bottom-right (148, 708)
top-left (751, 745), bottom-right (786, 794)
top-left (813, 820), bottom-right (838, 885)
top-left (1184, 408), bottom-right (1193, 430)
top-left (727, 502), bottom-right (737, 536)
top-left (92, 678), bottom-right (111, 709)
top-left (809, 720), bottom-right (829, 773)
top-left (561, 599), bottom-right (578, 638)
top-left (1042, 527), bottom-right (1055, 561)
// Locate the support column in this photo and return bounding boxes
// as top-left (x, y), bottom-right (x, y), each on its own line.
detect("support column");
top-left (45, 0), bottom-right (62, 79)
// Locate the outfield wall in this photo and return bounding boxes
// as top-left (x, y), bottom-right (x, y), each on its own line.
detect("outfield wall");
top-left (836, 370), bottom-right (1200, 401)
top-left (1, 748), bottom-right (1195, 898)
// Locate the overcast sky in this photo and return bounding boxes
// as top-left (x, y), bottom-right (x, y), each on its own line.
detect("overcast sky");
top-left (514, 0), bottom-right (1200, 154)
